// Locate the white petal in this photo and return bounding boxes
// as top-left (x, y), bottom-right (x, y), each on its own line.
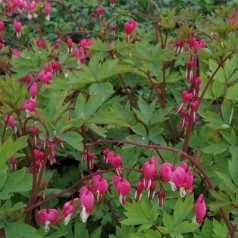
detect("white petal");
top-left (64, 214), bottom-right (71, 225)
top-left (169, 181), bottom-right (177, 191)
top-left (179, 187), bottom-right (187, 197)
top-left (43, 221), bottom-right (50, 232)
top-left (80, 207), bottom-right (89, 223)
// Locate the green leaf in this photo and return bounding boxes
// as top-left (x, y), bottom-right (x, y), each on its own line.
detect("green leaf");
top-left (202, 142), bottom-right (229, 155)
top-left (221, 99), bottom-right (233, 125)
top-left (88, 111), bottom-right (129, 127)
top-left (226, 82), bottom-right (238, 100)
top-left (74, 222), bottom-right (86, 238)
top-left (174, 221), bottom-right (199, 233)
top-left (224, 54), bottom-right (238, 79)
top-left (212, 219), bottom-right (229, 238)
top-left (163, 212), bottom-right (173, 232)
top-left (0, 167), bottom-right (7, 190)
top-left (210, 190), bottom-right (230, 203)
top-left (115, 225), bottom-right (134, 238)
top-left (87, 124), bottom-right (107, 138)
top-left (215, 172), bottom-right (236, 193)
top-left (138, 223), bottom-right (153, 233)
top-left (173, 194), bottom-right (194, 224)
top-left (84, 94), bottom-right (111, 118)
top-left (89, 82), bottom-right (114, 95)
top-left (199, 110), bottom-right (224, 126)
top-left (58, 132), bottom-right (83, 151)
top-left (157, 226), bottom-right (169, 235)
top-left (201, 218), bottom-right (213, 238)
top-left (5, 221), bottom-right (41, 238)
top-left (133, 98), bottom-right (155, 125)
top-left (228, 152), bottom-right (238, 186)
top-left (212, 79), bottom-right (224, 99)
top-left (89, 226), bottom-right (102, 238)
top-left (0, 136), bottom-right (28, 165)
top-left (121, 197), bottom-right (157, 226)
top-left (131, 123), bottom-right (147, 137)
top-left (75, 94), bottom-right (86, 119)
top-left (0, 168), bottom-right (32, 200)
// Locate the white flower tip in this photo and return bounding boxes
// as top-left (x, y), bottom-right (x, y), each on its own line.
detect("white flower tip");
top-left (46, 15), bottom-right (50, 21)
top-left (43, 221), bottom-right (50, 232)
top-left (64, 215), bottom-right (71, 225)
top-left (179, 187), bottom-right (187, 197)
top-left (80, 207), bottom-right (89, 223)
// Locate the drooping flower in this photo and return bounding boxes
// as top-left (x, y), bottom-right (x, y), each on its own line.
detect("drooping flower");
top-left (95, 6), bottom-right (104, 20)
top-left (112, 175), bottom-right (131, 205)
top-left (79, 186), bottom-right (94, 222)
top-left (44, 4), bottom-right (52, 21)
top-left (29, 82), bottom-right (38, 99)
top-left (142, 156), bottom-right (157, 189)
top-left (62, 198), bottom-right (79, 225)
top-left (26, 2), bottom-right (38, 19)
top-left (30, 125), bottom-right (39, 146)
top-left (67, 36), bottom-right (73, 54)
top-left (22, 99), bottom-right (36, 112)
top-left (174, 39), bottom-right (185, 54)
top-left (52, 61), bottom-right (61, 76)
top-left (159, 162), bottom-right (173, 183)
top-left (38, 70), bottom-right (53, 84)
top-left (12, 49), bottom-right (21, 57)
top-left (170, 166), bottom-right (186, 191)
top-left (106, 151), bottom-right (122, 176)
top-left (10, 157), bottom-right (17, 171)
top-left (0, 42), bottom-right (3, 50)
top-left (92, 175), bottom-right (109, 202)
top-left (110, 0), bottom-right (116, 8)
top-left (13, 19), bottom-right (22, 38)
top-left (5, 114), bottom-right (16, 133)
top-left (36, 39), bottom-right (45, 48)
top-left (36, 208), bottom-right (59, 232)
top-left (0, 21), bottom-right (4, 32)
top-left (158, 188), bottom-right (165, 207)
top-left (134, 179), bottom-right (145, 202)
top-left (33, 149), bottom-right (45, 171)
top-left (111, 24), bottom-right (116, 37)
top-left (124, 20), bottom-right (137, 41)
top-left (193, 194), bottom-right (207, 224)
top-left (148, 180), bottom-right (156, 200)
top-left (177, 90), bottom-right (193, 113)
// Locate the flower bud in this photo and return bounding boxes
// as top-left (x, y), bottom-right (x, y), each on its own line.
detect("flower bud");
top-left (193, 194), bottom-right (206, 224)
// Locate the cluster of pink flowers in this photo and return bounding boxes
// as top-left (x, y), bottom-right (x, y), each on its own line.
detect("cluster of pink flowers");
top-left (174, 36), bottom-right (205, 129)
top-left (35, 149), bottom-right (207, 231)
top-left (160, 162), bottom-right (194, 197)
top-left (36, 176), bottom-right (108, 230)
top-left (227, 10), bottom-right (238, 27)
top-left (73, 38), bottom-right (94, 65)
top-left (19, 74), bottom-right (38, 115)
top-left (174, 36), bottom-right (205, 54)
top-left (82, 149), bottom-right (95, 170)
top-left (92, 6), bottom-right (104, 21)
top-left (33, 148), bottom-right (44, 171)
top-left (37, 64), bottom-right (54, 85)
top-left (1, 0), bottom-right (51, 21)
